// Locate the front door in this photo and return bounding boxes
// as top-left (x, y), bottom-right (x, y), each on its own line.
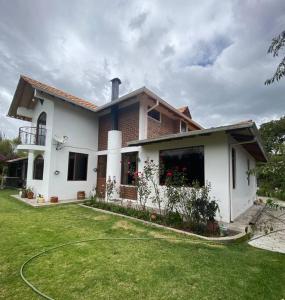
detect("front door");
top-left (96, 155), bottom-right (107, 198)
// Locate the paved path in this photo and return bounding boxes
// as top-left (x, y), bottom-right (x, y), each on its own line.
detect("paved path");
top-left (248, 203), bottom-right (285, 254)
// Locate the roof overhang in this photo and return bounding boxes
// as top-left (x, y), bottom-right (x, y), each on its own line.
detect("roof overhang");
top-left (128, 121), bottom-right (267, 162)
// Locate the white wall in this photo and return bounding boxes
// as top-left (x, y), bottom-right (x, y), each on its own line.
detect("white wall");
top-left (230, 143), bottom-right (257, 220)
top-left (26, 98), bottom-right (54, 199)
top-left (138, 132), bottom-right (231, 222)
top-left (47, 100), bottom-right (98, 200)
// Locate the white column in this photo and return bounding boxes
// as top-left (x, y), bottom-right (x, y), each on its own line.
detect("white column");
top-left (26, 151), bottom-right (34, 185)
top-left (106, 130), bottom-right (122, 199)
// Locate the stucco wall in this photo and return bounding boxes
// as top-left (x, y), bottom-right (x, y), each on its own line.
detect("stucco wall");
top-left (230, 143), bottom-right (257, 220)
top-left (137, 132), bottom-right (232, 222)
top-left (26, 98), bottom-right (54, 198)
top-left (47, 100), bottom-right (98, 200)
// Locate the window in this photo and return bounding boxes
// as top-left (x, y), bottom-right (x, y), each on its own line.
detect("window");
top-left (232, 148), bottom-right (236, 189)
top-left (147, 108), bottom-right (161, 122)
top-left (159, 146), bottom-right (204, 186)
top-left (180, 120), bottom-right (187, 132)
top-left (33, 155), bottom-right (44, 180)
top-left (121, 152), bottom-right (138, 185)
top-left (68, 152), bottom-right (88, 181)
top-left (247, 159), bottom-right (250, 186)
top-left (36, 112), bottom-right (46, 146)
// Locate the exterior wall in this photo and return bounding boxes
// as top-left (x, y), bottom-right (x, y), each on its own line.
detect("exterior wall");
top-left (137, 132), bottom-right (232, 222)
top-left (120, 185), bottom-right (137, 200)
top-left (25, 98), bottom-right (54, 199)
top-left (230, 143), bottom-right (257, 220)
top-left (98, 103), bottom-right (139, 150)
top-left (147, 113), bottom-right (180, 139)
top-left (47, 100), bottom-right (98, 200)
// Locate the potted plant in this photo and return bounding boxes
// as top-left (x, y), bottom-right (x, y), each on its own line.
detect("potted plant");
top-left (20, 189), bottom-right (27, 198)
top-left (50, 196), bottom-right (59, 203)
top-left (26, 187), bottom-right (34, 199)
top-left (36, 194), bottom-right (45, 204)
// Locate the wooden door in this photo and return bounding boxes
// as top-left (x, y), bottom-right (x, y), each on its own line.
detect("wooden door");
top-left (96, 155), bottom-right (107, 198)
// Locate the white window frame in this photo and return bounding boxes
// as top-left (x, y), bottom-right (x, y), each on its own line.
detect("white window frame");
top-left (180, 120), bottom-right (188, 132)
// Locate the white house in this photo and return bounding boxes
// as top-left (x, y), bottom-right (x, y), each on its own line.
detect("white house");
top-left (7, 75), bottom-right (267, 223)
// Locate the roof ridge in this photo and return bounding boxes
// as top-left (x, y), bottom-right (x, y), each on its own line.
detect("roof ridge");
top-left (20, 75), bottom-right (97, 110)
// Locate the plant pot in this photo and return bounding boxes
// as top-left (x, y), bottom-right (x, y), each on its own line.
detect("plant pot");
top-left (27, 192), bottom-right (34, 199)
top-left (21, 190), bottom-right (27, 198)
top-left (77, 191), bottom-right (85, 200)
top-left (50, 196), bottom-right (58, 203)
top-left (207, 220), bottom-right (219, 234)
top-left (37, 197), bottom-right (45, 204)
top-left (150, 213), bottom-right (157, 222)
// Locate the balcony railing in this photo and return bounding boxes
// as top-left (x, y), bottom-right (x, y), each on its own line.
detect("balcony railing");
top-left (19, 127), bottom-right (46, 146)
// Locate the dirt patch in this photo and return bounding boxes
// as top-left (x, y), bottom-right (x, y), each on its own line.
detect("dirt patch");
top-left (94, 215), bottom-right (110, 221)
top-left (112, 220), bottom-right (146, 233)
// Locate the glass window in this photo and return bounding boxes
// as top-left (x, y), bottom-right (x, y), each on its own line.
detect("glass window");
top-left (36, 112), bottom-right (46, 146)
top-left (180, 120), bottom-right (187, 132)
top-left (160, 146), bottom-right (204, 186)
top-left (232, 148), bottom-right (236, 189)
top-left (121, 152), bottom-right (138, 185)
top-left (147, 108), bottom-right (161, 122)
top-left (33, 155), bottom-right (44, 180)
top-left (68, 152), bottom-right (88, 181)
top-left (247, 159), bottom-right (250, 186)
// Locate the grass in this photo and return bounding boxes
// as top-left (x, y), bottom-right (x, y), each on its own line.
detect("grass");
top-left (0, 189), bottom-right (284, 299)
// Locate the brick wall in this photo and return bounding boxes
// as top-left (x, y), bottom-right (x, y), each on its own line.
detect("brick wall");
top-left (147, 113), bottom-right (180, 139)
top-left (118, 103), bottom-right (139, 147)
top-left (120, 185), bottom-right (137, 200)
top-left (98, 103), bottom-right (139, 150)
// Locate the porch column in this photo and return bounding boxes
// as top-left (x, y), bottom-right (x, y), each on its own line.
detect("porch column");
top-left (106, 130), bottom-right (122, 199)
top-left (26, 151), bottom-right (34, 184)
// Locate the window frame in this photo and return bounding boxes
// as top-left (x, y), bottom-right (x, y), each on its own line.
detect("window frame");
top-left (121, 152), bottom-right (138, 186)
top-left (247, 158), bottom-right (250, 186)
top-left (147, 108), bottom-right (161, 122)
top-left (67, 152), bottom-right (88, 181)
top-left (33, 154), bottom-right (44, 180)
top-left (180, 120), bottom-right (188, 133)
top-left (232, 148), bottom-right (236, 189)
top-left (159, 145), bottom-right (205, 187)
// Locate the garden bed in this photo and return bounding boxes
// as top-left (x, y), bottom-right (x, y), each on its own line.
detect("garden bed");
top-left (84, 199), bottom-right (239, 238)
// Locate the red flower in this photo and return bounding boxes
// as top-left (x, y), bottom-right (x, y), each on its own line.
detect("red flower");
top-left (134, 171), bottom-right (139, 177)
top-left (166, 171), bottom-right (173, 177)
top-left (128, 161), bottom-right (131, 165)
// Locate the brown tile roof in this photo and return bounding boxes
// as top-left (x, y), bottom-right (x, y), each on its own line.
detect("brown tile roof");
top-left (177, 106), bottom-right (192, 119)
top-left (21, 75), bottom-right (97, 110)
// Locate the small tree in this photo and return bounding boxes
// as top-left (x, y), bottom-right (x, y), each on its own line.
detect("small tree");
top-left (143, 159), bottom-right (163, 215)
top-left (134, 171), bottom-right (151, 210)
top-left (106, 176), bottom-right (117, 202)
top-left (265, 30), bottom-right (285, 85)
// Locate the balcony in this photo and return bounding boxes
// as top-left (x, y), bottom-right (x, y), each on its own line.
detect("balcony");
top-left (18, 127), bottom-right (46, 151)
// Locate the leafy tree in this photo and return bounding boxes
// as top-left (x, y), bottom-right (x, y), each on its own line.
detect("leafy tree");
top-left (265, 30), bottom-right (285, 85)
top-left (259, 116), bottom-right (285, 154)
top-left (257, 116), bottom-right (285, 200)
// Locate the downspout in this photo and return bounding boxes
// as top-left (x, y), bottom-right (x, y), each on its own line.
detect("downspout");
top-left (147, 99), bottom-right (159, 113)
top-left (228, 136), bottom-right (257, 222)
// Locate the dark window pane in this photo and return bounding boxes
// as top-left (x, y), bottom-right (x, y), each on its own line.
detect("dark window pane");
top-left (147, 108), bottom-right (161, 121)
top-left (232, 148), bottom-right (236, 189)
top-left (159, 146), bottom-right (204, 186)
top-left (180, 121), bottom-right (187, 132)
top-left (121, 152), bottom-right (138, 185)
top-left (33, 155), bottom-right (44, 180)
top-left (68, 152), bottom-right (88, 181)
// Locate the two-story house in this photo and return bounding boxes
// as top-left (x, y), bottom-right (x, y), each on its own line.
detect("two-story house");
top-left (7, 75), bottom-right (267, 223)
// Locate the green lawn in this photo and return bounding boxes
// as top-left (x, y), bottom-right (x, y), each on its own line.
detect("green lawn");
top-left (0, 189), bottom-right (284, 300)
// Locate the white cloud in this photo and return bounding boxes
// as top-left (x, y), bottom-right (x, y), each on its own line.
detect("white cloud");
top-left (0, 0), bottom-right (284, 136)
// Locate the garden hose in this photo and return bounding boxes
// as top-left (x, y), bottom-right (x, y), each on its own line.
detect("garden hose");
top-left (20, 237), bottom-right (190, 300)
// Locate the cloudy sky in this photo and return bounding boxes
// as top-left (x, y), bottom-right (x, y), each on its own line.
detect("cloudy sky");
top-left (0, 0), bottom-right (285, 137)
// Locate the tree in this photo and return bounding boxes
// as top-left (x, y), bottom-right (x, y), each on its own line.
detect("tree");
top-left (265, 30), bottom-right (285, 85)
top-left (257, 116), bottom-right (285, 200)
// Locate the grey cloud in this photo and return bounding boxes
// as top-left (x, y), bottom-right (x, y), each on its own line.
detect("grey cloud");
top-left (129, 12), bottom-right (148, 29)
top-left (0, 0), bottom-right (285, 137)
